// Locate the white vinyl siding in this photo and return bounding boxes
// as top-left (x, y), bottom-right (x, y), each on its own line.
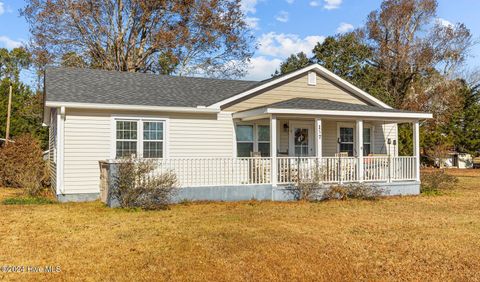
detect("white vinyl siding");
top-left (373, 122), bottom-right (398, 156)
top-left (224, 73), bottom-right (368, 112)
top-left (64, 111), bottom-right (111, 194)
top-left (62, 109), bottom-right (234, 194)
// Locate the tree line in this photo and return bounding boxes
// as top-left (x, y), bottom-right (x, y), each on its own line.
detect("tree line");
top-left (273, 0), bottom-right (479, 159)
top-left (1, 0), bottom-right (479, 160)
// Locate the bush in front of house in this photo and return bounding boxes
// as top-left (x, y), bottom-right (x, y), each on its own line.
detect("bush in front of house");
top-left (287, 167), bottom-right (384, 201)
top-left (323, 183), bottom-right (384, 201)
top-left (112, 158), bottom-right (178, 210)
top-left (421, 169), bottom-right (458, 195)
top-left (286, 168), bottom-right (324, 201)
top-left (0, 134), bottom-right (50, 196)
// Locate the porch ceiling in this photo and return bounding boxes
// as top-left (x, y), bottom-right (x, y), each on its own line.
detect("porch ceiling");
top-left (233, 98), bottom-right (432, 122)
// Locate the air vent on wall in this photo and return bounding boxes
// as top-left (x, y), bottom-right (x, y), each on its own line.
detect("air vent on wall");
top-left (307, 71), bottom-right (317, 86)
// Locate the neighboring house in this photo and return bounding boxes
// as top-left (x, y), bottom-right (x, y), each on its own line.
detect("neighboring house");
top-left (43, 64), bottom-right (432, 202)
top-left (436, 152), bottom-right (473, 169)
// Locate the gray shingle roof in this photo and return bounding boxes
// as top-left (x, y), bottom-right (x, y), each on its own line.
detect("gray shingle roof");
top-left (45, 67), bottom-right (259, 107)
top-left (260, 98), bottom-right (421, 113)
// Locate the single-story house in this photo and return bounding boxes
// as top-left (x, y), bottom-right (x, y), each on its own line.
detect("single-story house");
top-left (43, 64), bottom-right (432, 202)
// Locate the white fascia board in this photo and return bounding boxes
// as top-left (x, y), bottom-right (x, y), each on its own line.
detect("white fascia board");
top-left (232, 108), bottom-right (269, 119)
top-left (208, 64), bottom-right (392, 109)
top-left (265, 108), bottom-right (433, 119)
top-left (45, 101), bottom-right (220, 114)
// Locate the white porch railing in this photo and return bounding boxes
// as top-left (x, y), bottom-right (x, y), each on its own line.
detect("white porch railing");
top-left (107, 156), bottom-right (417, 187)
top-left (149, 157), bottom-right (272, 187)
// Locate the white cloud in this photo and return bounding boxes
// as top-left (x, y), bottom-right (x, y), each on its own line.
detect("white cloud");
top-left (436, 18), bottom-right (454, 28)
top-left (336, 22), bottom-right (354, 33)
top-left (245, 17), bottom-right (260, 29)
top-left (275, 11), bottom-right (289, 23)
top-left (0, 36), bottom-right (22, 49)
top-left (309, 1), bottom-right (320, 7)
top-left (324, 0), bottom-right (342, 10)
top-left (241, 0), bottom-right (259, 14)
top-left (257, 32), bottom-right (325, 57)
top-left (244, 56), bottom-right (283, 80)
top-left (286, 0), bottom-right (294, 3)
top-left (0, 2), bottom-right (5, 16)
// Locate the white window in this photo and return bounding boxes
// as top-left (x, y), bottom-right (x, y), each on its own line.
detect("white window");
top-left (115, 118), bottom-right (166, 159)
top-left (235, 124), bottom-right (270, 157)
top-left (116, 120), bottom-right (138, 158)
top-left (143, 121), bottom-right (164, 158)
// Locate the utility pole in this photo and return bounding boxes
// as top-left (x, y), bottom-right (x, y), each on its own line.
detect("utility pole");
top-left (5, 82), bottom-right (12, 143)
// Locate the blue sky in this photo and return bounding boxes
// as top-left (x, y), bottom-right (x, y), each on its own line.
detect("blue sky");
top-left (0, 0), bottom-right (479, 82)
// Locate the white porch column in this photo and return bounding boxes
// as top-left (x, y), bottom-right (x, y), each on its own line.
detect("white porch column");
top-left (315, 118), bottom-right (322, 158)
top-left (270, 115), bottom-right (278, 186)
top-left (413, 121), bottom-right (420, 181)
top-left (356, 120), bottom-right (364, 182)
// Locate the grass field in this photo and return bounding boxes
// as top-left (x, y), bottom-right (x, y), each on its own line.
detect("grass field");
top-left (1, 169), bottom-right (479, 281)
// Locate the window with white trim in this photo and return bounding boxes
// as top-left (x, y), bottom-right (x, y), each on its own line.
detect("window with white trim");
top-left (339, 127), bottom-right (354, 156)
top-left (235, 124), bottom-right (271, 157)
top-left (116, 120), bottom-right (138, 158)
top-left (257, 125), bottom-right (270, 157)
top-left (363, 127), bottom-right (372, 156)
top-left (236, 125), bottom-right (254, 157)
top-left (115, 119), bottom-right (165, 159)
top-left (143, 121), bottom-right (164, 158)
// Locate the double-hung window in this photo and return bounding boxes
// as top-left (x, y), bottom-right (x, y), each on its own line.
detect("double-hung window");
top-left (363, 127), bottom-right (372, 156)
top-left (236, 125), bottom-right (254, 157)
top-left (339, 127), bottom-right (354, 156)
top-left (116, 120), bottom-right (138, 158)
top-left (235, 124), bottom-right (270, 157)
top-left (115, 119), bottom-right (165, 159)
top-left (257, 125), bottom-right (270, 157)
top-left (143, 121), bottom-right (164, 158)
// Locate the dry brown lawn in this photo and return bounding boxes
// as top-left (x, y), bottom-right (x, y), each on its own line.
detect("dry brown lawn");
top-left (1, 170), bottom-right (480, 281)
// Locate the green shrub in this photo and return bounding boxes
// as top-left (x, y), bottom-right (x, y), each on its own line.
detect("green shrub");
top-left (112, 158), bottom-right (178, 210)
top-left (0, 134), bottom-right (49, 196)
top-left (2, 197), bottom-right (56, 205)
top-left (323, 183), bottom-right (384, 201)
top-left (421, 169), bottom-right (458, 194)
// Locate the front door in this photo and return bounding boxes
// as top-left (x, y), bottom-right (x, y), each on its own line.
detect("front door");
top-left (289, 122), bottom-right (314, 157)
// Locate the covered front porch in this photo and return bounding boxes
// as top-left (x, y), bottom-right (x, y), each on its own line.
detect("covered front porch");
top-left (229, 98), bottom-right (430, 186)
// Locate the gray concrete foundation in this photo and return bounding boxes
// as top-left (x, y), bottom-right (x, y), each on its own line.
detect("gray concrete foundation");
top-left (168, 181), bottom-right (420, 204)
top-left (57, 193), bottom-right (100, 202)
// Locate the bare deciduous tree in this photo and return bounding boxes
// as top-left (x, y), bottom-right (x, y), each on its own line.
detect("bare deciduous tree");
top-left (364, 0), bottom-right (473, 109)
top-left (22, 0), bottom-right (254, 78)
